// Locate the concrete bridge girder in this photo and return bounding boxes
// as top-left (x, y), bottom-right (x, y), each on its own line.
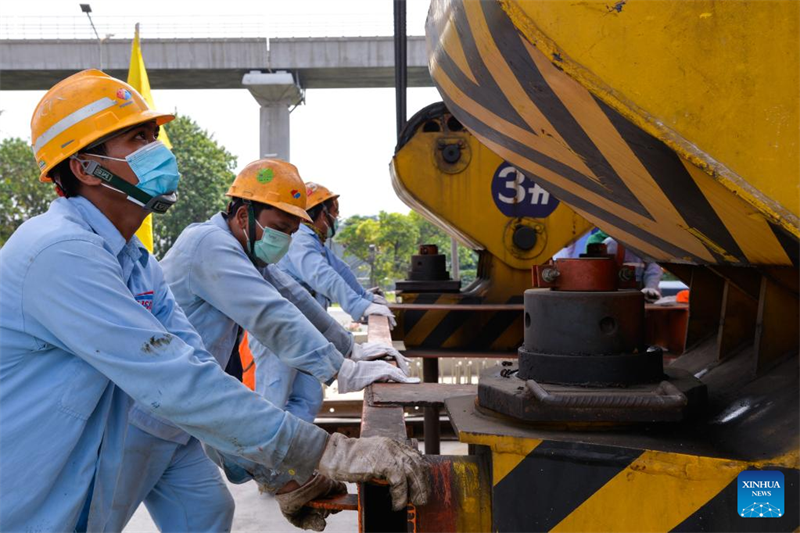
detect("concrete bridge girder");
top-left (0, 36), bottom-right (432, 90)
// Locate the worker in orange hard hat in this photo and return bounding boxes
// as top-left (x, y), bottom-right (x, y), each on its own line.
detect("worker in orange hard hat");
top-left (279, 182), bottom-right (394, 322)
top-left (247, 181), bottom-right (407, 431)
top-left (108, 159), bottom-right (424, 531)
top-left (0, 71), bottom-right (303, 530)
top-left (0, 70), bottom-right (428, 532)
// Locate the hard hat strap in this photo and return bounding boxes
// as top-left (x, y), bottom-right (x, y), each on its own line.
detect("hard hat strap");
top-left (247, 201), bottom-right (258, 264)
top-left (74, 158), bottom-right (176, 214)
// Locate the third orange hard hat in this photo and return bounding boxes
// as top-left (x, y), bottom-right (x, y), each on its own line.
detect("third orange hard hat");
top-left (226, 159), bottom-right (312, 222)
top-left (304, 182), bottom-right (339, 211)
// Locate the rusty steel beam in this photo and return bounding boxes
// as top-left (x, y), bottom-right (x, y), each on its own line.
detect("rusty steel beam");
top-left (359, 315), bottom-right (412, 532)
top-left (367, 383), bottom-right (477, 408)
top-left (390, 303), bottom-right (524, 311)
top-left (401, 349), bottom-right (516, 359)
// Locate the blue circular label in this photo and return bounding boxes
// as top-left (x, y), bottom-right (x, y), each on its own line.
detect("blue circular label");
top-left (491, 162), bottom-right (559, 218)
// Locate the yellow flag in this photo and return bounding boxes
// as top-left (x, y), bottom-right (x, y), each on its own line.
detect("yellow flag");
top-left (128, 23), bottom-right (172, 253)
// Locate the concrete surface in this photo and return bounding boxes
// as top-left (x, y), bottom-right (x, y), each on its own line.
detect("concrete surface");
top-left (123, 441), bottom-right (468, 532)
top-left (0, 37), bottom-right (432, 90)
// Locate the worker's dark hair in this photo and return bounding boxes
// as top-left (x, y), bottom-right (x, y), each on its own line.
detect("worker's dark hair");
top-left (226, 197), bottom-right (273, 219)
top-left (307, 197), bottom-right (337, 222)
top-left (50, 144), bottom-right (108, 198)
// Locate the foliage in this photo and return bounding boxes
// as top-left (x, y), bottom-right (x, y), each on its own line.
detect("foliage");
top-left (152, 115), bottom-right (236, 257)
top-left (0, 138), bottom-right (56, 246)
top-left (336, 210), bottom-right (479, 290)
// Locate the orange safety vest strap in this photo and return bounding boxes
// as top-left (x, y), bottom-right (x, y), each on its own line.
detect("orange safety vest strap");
top-left (239, 331), bottom-right (256, 391)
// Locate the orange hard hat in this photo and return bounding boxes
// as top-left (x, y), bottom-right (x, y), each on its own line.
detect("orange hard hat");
top-left (304, 182), bottom-right (339, 211)
top-left (31, 69), bottom-right (174, 182)
top-left (226, 159), bottom-right (312, 222)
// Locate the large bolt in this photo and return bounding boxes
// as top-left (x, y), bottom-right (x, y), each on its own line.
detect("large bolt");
top-left (512, 225), bottom-right (538, 250)
top-left (442, 144), bottom-right (462, 164)
top-left (541, 267), bottom-right (560, 283)
top-left (619, 267), bottom-right (634, 282)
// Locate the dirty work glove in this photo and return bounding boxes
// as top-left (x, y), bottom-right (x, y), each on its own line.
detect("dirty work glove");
top-left (641, 287), bottom-right (661, 303)
top-left (363, 303), bottom-right (397, 329)
top-left (371, 294), bottom-right (390, 306)
top-left (274, 473), bottom-right (347, 531)
top-left (317, 433), bottom-right (430, 511)
top-left (336, 358), bottom-right (419, 394)
top-left (351, 342), bottom-right (411, 375)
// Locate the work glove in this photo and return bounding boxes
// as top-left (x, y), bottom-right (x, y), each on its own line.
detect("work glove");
top-left (363, 303), bottom-right (397, 329)
top-left (367, 286), bottom-right (385, 297)
top-left (641, 287), bottom-right (661, 303)
top-left (317, 433), bottom-right (430, 511)
top-left (371, 294), bottom-right (390, 306)
top-left (336, 358), bottom-right (419, 394)
top-left (351, 341), bottom-right (411, 375)
top-left (274, 473), bottom-right (347, 531)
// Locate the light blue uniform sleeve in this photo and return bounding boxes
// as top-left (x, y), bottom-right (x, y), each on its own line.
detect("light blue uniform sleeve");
top-left (284, 235), bottom-right (373, 321)
top-left (641, 262), bottom-right (664, 290)
top-left (150, 260), bottom-right (217, 365)
top-left (263, 264), bottom-right (354, 357)
top-left (189, 231), bottom-right (344, 385)
top-left (325, 247), bottom-right (373, 300)
top-left (22, 239), bottom-right (328, 482)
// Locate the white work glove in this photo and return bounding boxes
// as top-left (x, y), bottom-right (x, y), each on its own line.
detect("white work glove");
top-left (363, 303), bottom-right (397, 329)
top-left (336, 358), bottom-right (419, 394)
top-left (371, 294), bottom-right (390, 306)
top-left (273, 473), bottom-right (347, 531)
top-left (641, 287), bottom-right (661, 303)
top-left (351, 342), bottom-right (411, 375)
top-left (317, 433), bottom-right (430, 511)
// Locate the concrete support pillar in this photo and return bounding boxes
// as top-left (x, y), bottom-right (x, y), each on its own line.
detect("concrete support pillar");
top-left (243, 71), bottom-right (304, 161)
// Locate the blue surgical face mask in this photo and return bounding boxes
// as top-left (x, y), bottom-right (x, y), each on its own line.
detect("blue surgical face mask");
top-left (253, 220), bottom-right (291, 264)
top-left (93, 140), bottom-right (180, 198)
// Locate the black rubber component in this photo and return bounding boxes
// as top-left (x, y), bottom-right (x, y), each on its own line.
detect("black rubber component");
top-left (517, 346), bottom-right (664, 386)
top-left (523, 289), bottom-right (644, 355)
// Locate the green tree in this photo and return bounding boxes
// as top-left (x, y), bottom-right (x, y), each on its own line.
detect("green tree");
top-left (152, 115), bottom-right (236, 257)
top-left (0, 138), bottom-right (57, 246)
top-left (337, 210), bottom-right (480, 289)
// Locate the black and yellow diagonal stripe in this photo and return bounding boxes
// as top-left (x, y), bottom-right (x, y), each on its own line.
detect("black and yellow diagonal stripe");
top-left (426, 0), bottom-right (799, 267)
top-left (399, 292), bottom-right (523, 352)
top-left (485, 439), bottom-right (799, 532)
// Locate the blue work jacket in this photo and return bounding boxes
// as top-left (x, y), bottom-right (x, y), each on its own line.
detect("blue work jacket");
top-left (0, 198), bottom-right (327, 531)
top-left (133, 214), bottom-right (346, 447)
top-left (279, 224), bottom-right (373, 319)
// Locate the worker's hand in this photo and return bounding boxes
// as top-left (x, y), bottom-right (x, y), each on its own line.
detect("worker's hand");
top-left (363, 303), bottom-right (397, 329)
top-left (371, 294), bottom-right (390, 306)
top-left (641, 287), bottom-right (661, 303)
top-left (351, 342), bottom-right (411, 375)
top-left (317, 433), bottom-right (430, 511)
top-left (274, 473), bottom-right (347, 531)
top-left (336, 359), bottom-right (419, 394)
top-left (367, 286), bottom-right (385, 297)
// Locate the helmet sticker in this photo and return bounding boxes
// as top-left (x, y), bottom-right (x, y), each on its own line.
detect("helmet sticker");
top-left (257, 168), bottom-right (274, 183)
top-left (291, 189), bottom-right (302, 199)
top-left (116, 88), bottom-right (132, 100)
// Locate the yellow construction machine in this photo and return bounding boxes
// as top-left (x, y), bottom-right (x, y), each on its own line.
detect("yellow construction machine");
top-left (359, 1), bottom-right (799, 531)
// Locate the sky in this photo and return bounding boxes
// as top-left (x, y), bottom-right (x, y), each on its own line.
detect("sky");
top-left (0, 0), bottom-right (442, 218)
